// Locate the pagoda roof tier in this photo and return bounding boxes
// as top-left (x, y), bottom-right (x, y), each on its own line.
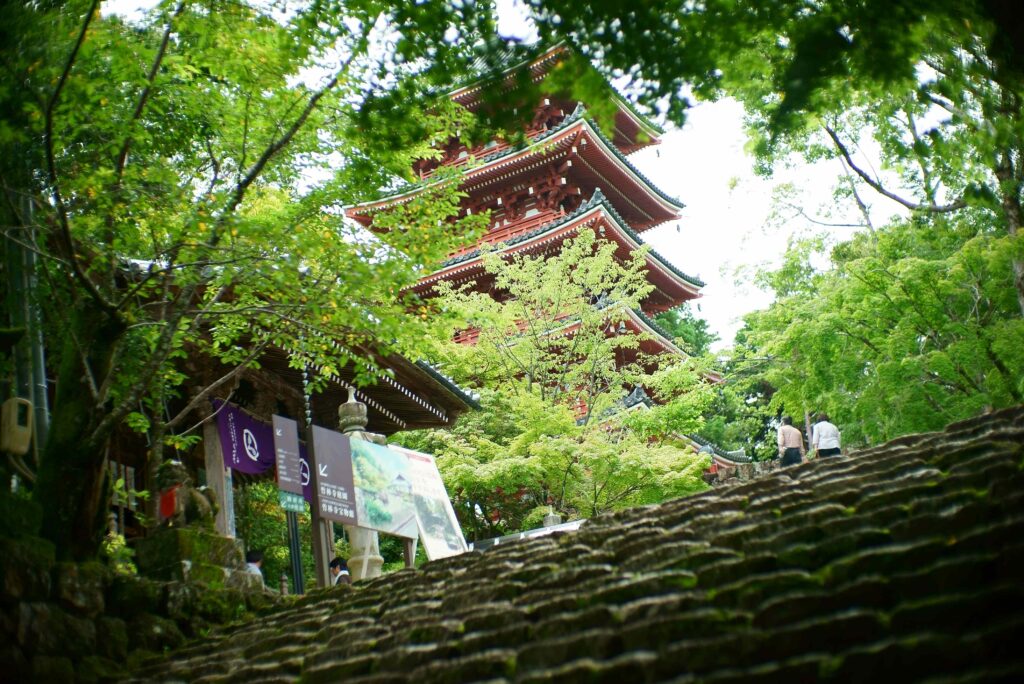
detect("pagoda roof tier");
top-left (535, 305), bottom-right (688, 360)
top-left (348, 105), bottom-right (683, 232)
top-left (450, 45), bottom-right (664, 153)
top-left (415, 189), bottom-right (703, 313)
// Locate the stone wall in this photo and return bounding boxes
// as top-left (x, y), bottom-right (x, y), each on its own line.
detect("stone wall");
top-left (123, 405), bottom-right (1024, 683)
top-left (0, 495), bottom-right (280, 683)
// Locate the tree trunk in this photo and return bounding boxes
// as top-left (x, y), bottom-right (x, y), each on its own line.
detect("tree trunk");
top-left (33, 304), bottom-right (124, 561)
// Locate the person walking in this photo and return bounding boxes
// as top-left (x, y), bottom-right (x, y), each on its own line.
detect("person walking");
top-left (777, 416), bottom-right (805, 466)
top-left (329, 557), bottom-right (352, 586)
top-left (812, 413), bottom-right (842, 458)
top-left (245, 550), bottom-right (265, 587)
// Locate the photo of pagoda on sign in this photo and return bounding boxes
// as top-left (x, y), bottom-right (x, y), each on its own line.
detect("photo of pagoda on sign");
top-left (350, 440), bottom-right (418, 539)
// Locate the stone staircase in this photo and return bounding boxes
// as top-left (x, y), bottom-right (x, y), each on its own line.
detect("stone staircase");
top-left (126, 406), bottom-right (1024, 683)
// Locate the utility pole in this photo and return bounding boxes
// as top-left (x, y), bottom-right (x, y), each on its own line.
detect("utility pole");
top-left (4, 190), bottom-right (49, 466)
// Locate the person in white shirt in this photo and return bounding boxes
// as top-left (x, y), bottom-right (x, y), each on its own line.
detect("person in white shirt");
top-left (812, 413), bottom-right (842, 457)
top-left (329, 557), bottom-right (352, 586)
top-left (245, 549), bottom-right (265, 586)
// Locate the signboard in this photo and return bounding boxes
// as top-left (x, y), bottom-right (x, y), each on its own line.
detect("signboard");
top-left (350, 439), bottom-right (418, 539)
top-left (214, 400), bottom-right (275, 475)
top-left (311, 426), bottom-right (358, 525)
top-left (212, 404), bottom-right (465, 556)
top-left (391, 446), bottom-right (468, 560)
top-left (272, 416), bottom-right (306, 513)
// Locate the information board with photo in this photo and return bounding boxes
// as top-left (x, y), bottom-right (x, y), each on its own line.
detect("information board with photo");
top-left (349, 439), bottom-right (418, 539)
top-left (390, 445), bottom-right (468, 560)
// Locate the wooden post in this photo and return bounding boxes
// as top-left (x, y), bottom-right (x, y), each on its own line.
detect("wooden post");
top-left (304, 422), bottom-right (333, 588)
top-left (403, 537), bottom-right (418, 569)
top-left (202, 420), bottom-right (235, 537)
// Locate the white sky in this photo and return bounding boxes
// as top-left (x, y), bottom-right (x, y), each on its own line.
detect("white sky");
top-left (633, 101), bottom-right (845, 348)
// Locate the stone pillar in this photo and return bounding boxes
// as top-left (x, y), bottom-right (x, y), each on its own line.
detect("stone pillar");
top-left (202, 420), bottom-right (234, 537)
top-left (344, 524), bottom-right (384, 580)
top-left (339, 389), bottom-right (387, 581)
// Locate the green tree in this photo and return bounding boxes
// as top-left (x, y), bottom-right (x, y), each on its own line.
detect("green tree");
top-left (654, 304), bottom-right (718, 357)
top-left (1, 0), bottom-right (498, 560)
top-left (738, 218), bottom-right (1023, 447)
top-left (394, 231), bottom-right (714, 539)
top-left (432, 229), bottom-right (662, 423)
top-left (394, 387), bottom-right (710, 541)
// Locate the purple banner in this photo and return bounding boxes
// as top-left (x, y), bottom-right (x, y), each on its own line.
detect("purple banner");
top-left (213, 400), bottom-right (276, 475)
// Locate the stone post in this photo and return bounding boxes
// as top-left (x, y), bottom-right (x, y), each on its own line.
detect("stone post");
top-left (202, 420), bottom-right (235, 537)
top-left (338, 388), bottom-right (387, 581)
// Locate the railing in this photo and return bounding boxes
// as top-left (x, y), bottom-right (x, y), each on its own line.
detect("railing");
top-left (445, 211), bottom-right (564, 261)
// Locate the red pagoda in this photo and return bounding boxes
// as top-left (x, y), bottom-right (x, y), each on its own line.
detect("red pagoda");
top-left (347, 46), bottom-right (704, 364)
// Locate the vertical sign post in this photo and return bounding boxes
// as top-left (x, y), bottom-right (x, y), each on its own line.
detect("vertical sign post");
top-left (272, 416), bottom-right (305, 512)
top-left (273, 415), bottom-right (306, 594)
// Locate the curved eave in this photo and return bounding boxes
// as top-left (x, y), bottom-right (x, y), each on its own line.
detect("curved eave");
top-left (448, 44), bottom-right (663, 153)
top-left (624, 308), bottom-right (686, 358)
top-left (413, 360), bottom-right (481, 410)
top-left (449, 45), bottom-right (567, 104)
top-left (254, 346), bottom-right (475, 434)
top-left (610, 94), bottom-right (664, 152)
top-left (418, 194), bottom-right (703, 296)
top-left (347, 113), bottom-right (683, 228)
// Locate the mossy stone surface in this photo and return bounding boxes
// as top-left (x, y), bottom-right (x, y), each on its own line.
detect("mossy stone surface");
top-left (16, 601), bottom-right (97, 659)
top-left (134, 527), bottom-right (244, 581)
top-left (95, 615), bottom-right (129, 661)
top-left (0, 536), bottom-right (55, 603)
top-left (127, 613), bottom-right (185, 652)
top-left (106, 575), bottom-right (165, 619)
top-left (31, 654), bottom-right (75, 681)
top-left (0, 489), bottom-right (42, 538)
top-left (55, 561), bottom-right (109, 617)
top-left (76, 655), bottom-right (126, 684)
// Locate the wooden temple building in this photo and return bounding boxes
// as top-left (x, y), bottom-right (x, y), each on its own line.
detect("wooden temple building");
top-left (346, 46), bottom-right (705, 375)
top-left (109, 343), bottom-right (478, 541)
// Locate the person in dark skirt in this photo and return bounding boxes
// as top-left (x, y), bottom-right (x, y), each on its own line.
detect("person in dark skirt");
top-left (777, 415), bottom-right (805, 466)
top-left (812, 413), bottom-right (842, 457)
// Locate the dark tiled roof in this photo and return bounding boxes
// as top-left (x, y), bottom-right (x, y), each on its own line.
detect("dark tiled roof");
top-left (126, 406), bottom-right (1024, 683)
top-left (438, 188), bottom-right (704, 290)
top-left (686, 432), bottom-right (750, 462)
top-left (414, 360), bottom-right (481, 410)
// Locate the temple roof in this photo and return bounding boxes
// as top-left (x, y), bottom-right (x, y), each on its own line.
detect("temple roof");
top-left (417, 189), bottom-right (702, 308)
top-left (127, 405), bottom-right (1024, 682)
top-left (450, 44), bottom-right (664, 150)
top-left (347, 105), bottom-right (683, 229)
top-left (252, 345), bottom-right (478, 434)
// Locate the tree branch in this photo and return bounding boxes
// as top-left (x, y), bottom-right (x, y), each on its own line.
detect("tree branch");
top-left (114, 0), bottom-right (187, 182)
top-left (823, 125), bottom-right (966, 214)
top-left (43, 0), bottom-right (116, 314)
top-left (164, 339), bottom-right (270, 430)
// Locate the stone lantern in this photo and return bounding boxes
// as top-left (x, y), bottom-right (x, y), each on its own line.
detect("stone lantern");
top-left (337, 388), bottom-right (386, 581)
